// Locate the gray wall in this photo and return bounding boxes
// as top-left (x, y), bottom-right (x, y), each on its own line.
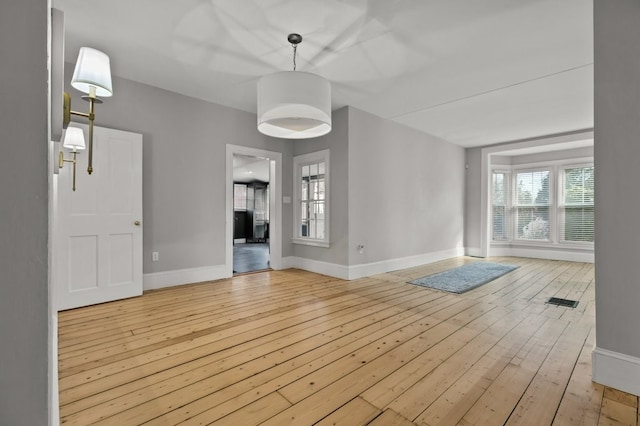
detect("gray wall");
top-left (348, 107), bottom-right (465, 265)
top-left (292, 107), bottom-right (350, 265)
top-left (464, 147), bottom-right (483, 252)
top-left (65, 70), bottom-right (295, 273)
top-left (594, 0), bottom-right (640, 359)
top-left (0, 0), bottom-right (50, 424)
top-left (65, 68), bottom-right (467, 276)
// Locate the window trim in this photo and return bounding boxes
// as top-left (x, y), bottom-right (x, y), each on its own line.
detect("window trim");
top-left (292, 149), bottom-right (330, 248)
top-left (491, 169), bottom-right (511, 242)
top-left (558, 163), bottom-right (595, 245)
top-left (513, 167), bottom-right (553, 243)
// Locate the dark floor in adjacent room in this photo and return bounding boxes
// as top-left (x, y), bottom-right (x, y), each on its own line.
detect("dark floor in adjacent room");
top-left (233, 243), bottom-right (270, 274)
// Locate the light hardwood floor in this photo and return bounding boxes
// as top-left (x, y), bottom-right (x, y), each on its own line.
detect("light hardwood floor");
top-left (58, 257), bottom-right (640, 425)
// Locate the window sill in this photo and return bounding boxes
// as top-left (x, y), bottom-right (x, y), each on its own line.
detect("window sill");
top-left (292, 238), bottom-right (330, 248)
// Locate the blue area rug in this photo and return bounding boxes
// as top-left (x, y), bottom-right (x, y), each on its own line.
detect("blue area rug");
top-left (408, 262), bottom-right (519, 294)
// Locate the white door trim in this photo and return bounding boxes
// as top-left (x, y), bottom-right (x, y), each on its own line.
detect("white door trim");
top-left (226, 145), bottom-right (282, 276)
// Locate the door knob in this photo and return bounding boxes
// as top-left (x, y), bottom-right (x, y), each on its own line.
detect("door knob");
top-left (134, 220), bottom-right (141, 226)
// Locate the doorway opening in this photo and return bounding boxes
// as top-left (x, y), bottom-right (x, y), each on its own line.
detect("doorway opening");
top-left (232, 154), bottom-right (271, 274)
top-left (226, 145), bottom-right (282, 277)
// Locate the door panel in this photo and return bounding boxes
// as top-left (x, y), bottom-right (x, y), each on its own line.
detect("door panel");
top-left (67, 235), bottom-right (98, 291)
top-left (56, 125), bottom-right (143, 311)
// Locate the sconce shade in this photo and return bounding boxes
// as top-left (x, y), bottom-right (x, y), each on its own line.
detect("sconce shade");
top-left (71, 47), bottom-right (113, 97)
top-left (257, 71), bottom-right (331, 139)
top-left (63, 126), bottom-right (86, 151)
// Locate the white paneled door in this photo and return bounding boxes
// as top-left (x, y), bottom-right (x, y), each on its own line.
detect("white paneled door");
top-left (55, 125), bottom-right (143, 311)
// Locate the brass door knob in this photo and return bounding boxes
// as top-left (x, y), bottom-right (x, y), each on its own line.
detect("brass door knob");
top-left (134, 221), bottom-right (141, 226)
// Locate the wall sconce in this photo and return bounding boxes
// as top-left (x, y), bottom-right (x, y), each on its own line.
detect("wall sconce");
top-left (63, 47), bottom-right (113, 175)
top-left (59, 127), bottom-right (86, 191)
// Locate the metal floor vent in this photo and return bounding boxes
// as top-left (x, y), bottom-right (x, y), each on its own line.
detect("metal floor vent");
top-left (547, 297), bottom-right (579, 308)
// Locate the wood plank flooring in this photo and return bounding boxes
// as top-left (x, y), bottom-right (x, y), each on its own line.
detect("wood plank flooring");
top-left (58, 257), bottom-right (640, 425)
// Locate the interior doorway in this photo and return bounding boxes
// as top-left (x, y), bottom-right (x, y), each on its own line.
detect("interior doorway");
top-left (226, 145), bottom-right (282, 277)
top-left (232, 154), bottom-right (271, 274)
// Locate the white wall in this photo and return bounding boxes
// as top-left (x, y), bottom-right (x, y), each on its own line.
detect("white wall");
top-left (592, 0), bottom-right (640, 396)
top-left (0, 0), bottom-right (50, 423)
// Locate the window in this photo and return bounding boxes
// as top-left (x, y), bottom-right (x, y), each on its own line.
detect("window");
top-left (560, 166), bottom-right (594, 242)
top-left (492, 172), bottom-right (508, 241)
top-left (515, 170), bottom-right (550, 241)
top-left (491, 162), bottom-right (594, 247)
top-left (293, 149), bottom-right (330, 247)
top-left (233, 184), bottom-right (247, 211)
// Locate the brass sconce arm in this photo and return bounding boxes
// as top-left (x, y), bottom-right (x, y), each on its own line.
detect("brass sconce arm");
top-left (63, 92), bottom-right (101, 175)
top-left (59, 150), bottom-right (80, 191)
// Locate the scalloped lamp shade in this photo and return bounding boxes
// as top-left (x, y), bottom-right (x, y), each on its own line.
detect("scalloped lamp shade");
top-left (257, 71), bottom-right (331, 139)
top-left (71, 47), bottom-right (113, 97)
top-left (63, 126), bottom-right (86, 151)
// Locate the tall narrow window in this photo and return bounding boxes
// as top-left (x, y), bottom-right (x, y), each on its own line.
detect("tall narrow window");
top-left (560, 166), bottom-right (594, 242)
top-left (515, 170), bottom-right (551, 240)
top-left (492, 172), bottom-right (508, 241)
top-left (293, 149), bottom-right (330, 247)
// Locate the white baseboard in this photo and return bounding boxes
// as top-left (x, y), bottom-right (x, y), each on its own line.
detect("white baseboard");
top-left (280, 256), bottom-right (350, 279)
top-left (592, 346), bottom-right (640, 397)
top-left (347, 248), bottom-right (465, 280)
top-left (281, 247), bottom-right (465, 281)
top-left (143, 264), bottom-right (229, 290)
top-left (490, 247), bottom-right (594, 263)
top-left (465, 247), bottom-right (484, 258)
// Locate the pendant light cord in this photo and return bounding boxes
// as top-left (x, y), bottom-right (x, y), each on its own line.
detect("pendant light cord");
top-left (292, 43), bottom-right (297, 71)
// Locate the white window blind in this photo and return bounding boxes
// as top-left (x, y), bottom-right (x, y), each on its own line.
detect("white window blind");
top-left (560, 166), bottom-right (594, 242)
top-left (515, 170), bottom-right (550, 240)
top-left (492, 172), bottom-right (508, 241)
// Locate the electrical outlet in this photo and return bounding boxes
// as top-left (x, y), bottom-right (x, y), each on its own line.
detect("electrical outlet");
top-left (152, 251), bottom-right (159, 261)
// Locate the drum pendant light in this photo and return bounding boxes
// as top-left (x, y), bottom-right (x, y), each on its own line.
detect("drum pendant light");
top-left (257, 34), bottom-right (332, 139)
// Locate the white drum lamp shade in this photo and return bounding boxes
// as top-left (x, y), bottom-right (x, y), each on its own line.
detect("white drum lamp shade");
top-left (63, 126), bottom-right (86, 151)
top-left (71, 47), bottom-right (113, 97)
top-left (257, 71), bottom-right (331, 139)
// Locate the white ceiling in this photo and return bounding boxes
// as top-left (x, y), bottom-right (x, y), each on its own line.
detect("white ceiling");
top-left (233, 155), bottom-right (270, 183)
top-left (53, 0), bottom-right (593, 148)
